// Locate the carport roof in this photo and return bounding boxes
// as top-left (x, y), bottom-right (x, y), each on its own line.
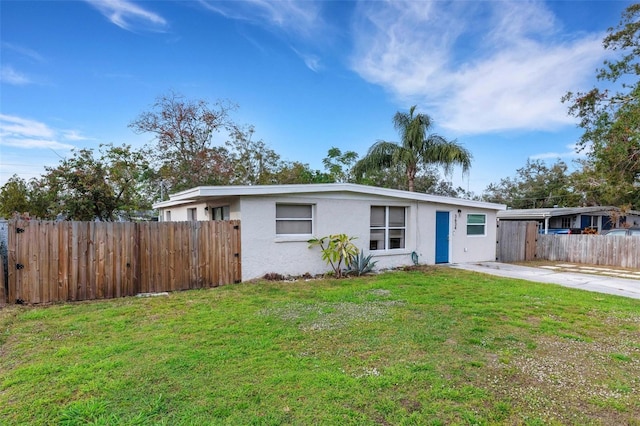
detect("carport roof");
top-left (498, 206), bottom-right (639, 220)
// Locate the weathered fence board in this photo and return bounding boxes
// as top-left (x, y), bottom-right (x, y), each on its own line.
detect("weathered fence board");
top-left (497, 221), bottom-right (539, 262)
top-left (0, 220), bottom-right (7, 306)
top-left (5, 220), bottom-right (241, 304)
top-left (537, 234), bottom-right (640, 269)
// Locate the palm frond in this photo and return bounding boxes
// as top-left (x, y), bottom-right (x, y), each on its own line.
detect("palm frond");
top-left (423, 136), bottom-right (472, 175)
top-left (353, 140), bottom-right (399, 177)
top-left (357, 105), bottom-right (472, 191)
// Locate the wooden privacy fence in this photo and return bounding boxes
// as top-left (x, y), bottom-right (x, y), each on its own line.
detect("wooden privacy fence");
top-left (536, 234), bottom-right (640, 269)
top-left (5, 220), bottom-right (241, 305)
top-left (496, 221), bottom-right (538, 262)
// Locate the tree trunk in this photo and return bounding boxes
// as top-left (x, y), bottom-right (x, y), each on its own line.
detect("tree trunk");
top-left (407, 166), bottom-right (416, 192)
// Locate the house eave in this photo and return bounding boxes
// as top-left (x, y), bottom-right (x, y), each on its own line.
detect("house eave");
top-left (153, 183), bottom-right (506, 211)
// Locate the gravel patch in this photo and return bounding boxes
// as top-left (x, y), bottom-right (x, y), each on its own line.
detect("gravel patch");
top-left (482, 333), bottom-right (640, 424)
top-left (259, 298), bottom-right (405, 332)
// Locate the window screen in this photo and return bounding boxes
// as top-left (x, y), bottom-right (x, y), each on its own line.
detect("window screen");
top-left (467, 214), bottom-right (486, 236)
top-left (276, 204), bottom-right (313, 235)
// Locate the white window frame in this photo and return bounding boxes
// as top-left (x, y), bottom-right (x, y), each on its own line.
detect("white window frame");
top-left (370, 206), bottom-right (406, 251)
top-left (466, 213), bottom-right (486, 236)
top-left (275, 203), bottom-right (314, 236)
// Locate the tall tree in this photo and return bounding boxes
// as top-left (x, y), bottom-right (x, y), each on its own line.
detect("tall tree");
top-left (568, 159), bottom-right (640, 207)
top-left (272, 161), bottom-right (332, 184)
top-left (226, 125), bottom-right (283, 185)
top-left (129, 91), bottom-right (238, 194)
top-left (0, 175), bottom-right (30, 218)
top-left (563, 4), bottom-right (640, 208)
top-left (483, 159), bottom-right (582, 208)
top-left (39, 144), bottom-right (152, 221)
top-left (322, 147), bottom-right (359, 183)
top-left (354, 105), bottom-right (471, 192)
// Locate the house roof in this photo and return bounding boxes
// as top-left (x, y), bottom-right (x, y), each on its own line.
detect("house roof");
top-left (153, 183), bottom-right (507, 211)
top-left (498, 206), bottom-right (640, 220)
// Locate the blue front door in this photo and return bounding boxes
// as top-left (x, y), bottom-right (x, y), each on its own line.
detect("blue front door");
top-left (435, 211), bottom-right (449, 264)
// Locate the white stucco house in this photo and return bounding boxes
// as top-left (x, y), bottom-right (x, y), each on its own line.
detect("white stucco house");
top-left (153, 183), bottom-right (506, 280)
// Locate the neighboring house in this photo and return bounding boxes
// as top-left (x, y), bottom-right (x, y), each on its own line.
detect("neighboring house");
top-left (498, 206), bottom-right (640, 234)
top-left (153, 183), bottom-right (506, 280)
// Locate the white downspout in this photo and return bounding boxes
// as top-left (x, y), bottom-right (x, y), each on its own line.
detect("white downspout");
top-left (544, 215), bottom-right (550, 234)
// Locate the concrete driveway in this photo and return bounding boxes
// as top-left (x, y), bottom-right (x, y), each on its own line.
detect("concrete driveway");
top-left (451, 262), bottom-right (640, 300)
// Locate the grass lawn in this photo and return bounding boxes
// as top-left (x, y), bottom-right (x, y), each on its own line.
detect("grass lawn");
top-left (1, 266), bottom-right (639, 425)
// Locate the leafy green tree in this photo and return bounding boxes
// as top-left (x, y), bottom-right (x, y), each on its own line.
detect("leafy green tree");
top-left (0, 175), bottom-right (30, 218)
top-left (272, 161), bottom-right (332, 184)
top-left (483, 159), bottom-right (582, 208)
top-left (226, 125), bottom-right (284, 185)
top-left (563, 4), bottom-right (640, 208)
top-left (26, 179), bottom-right (57, 220)
top-left (129, 91), bottom-right (238, 194)
top-left (40, 144), bottom-right (152, 221)
top-left (226, 127), bottom-right (336, 185)
top-left (322, 147), bottom-right (359, 183)
top-left (353, 162), bottom-right (408, 190)
top-left (568, 159), bottom-right (640, 207)
top-left (354, 105), bottom-right (471, 192)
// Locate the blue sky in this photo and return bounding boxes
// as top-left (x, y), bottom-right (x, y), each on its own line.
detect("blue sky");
top-left (0, 0), bottom-right (633, 195)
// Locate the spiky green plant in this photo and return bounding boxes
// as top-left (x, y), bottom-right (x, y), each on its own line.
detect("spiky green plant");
top-left (344, 250), bottom-right (378, 276)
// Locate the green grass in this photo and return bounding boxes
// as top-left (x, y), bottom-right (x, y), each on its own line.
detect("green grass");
top-left (1, 266), bottom-right (639, 425)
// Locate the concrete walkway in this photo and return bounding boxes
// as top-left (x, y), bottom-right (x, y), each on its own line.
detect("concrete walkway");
top-left (451, 262), bottom-right (640, 300)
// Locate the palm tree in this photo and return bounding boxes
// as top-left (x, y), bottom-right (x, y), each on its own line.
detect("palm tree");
top-left (354, 106), bottom-right (472, 192)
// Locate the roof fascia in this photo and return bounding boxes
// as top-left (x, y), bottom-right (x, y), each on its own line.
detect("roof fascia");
top-left (161, 183), bottom-right (506, 211)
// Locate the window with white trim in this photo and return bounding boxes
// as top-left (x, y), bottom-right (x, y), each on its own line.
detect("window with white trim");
top-left (187, 208), bottom-right (197, 221)
top-left (211, 206), bottom-right (230, 221)
top-left (467, 213), bottom-right (486, 236)
top-left (370, 206), bottom-right (406, 250)
top-left (276, 204), bottom-right (313, 235)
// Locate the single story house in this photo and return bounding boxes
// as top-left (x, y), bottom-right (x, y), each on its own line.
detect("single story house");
top-left (153, 183), bottom-right (506, 280)
top-left (497, 206), bottom-right (640, 234)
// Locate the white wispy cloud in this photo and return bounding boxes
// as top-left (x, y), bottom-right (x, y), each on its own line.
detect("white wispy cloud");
top-left (199, 0), bottom-right (322, 38)
top-left (291, 46), bottom-right (322, 72)
top-left (2, 138), bottom-right (75, 150)
top-left (0, 114), bottom-right (77, 150)
top-left (350, 0), bottom-right (608, 134)
top-left (530, 143), bottom-right (588, 160)
top-left (1, 42), bottom-right (45, 63)
top-left (84, 0), bottom-right (167, 32)
top-left (0, 66), bottom-right (33, 86)
top-left (62, 130), bottom-right (91, 141)
top-left (199, 0), bottom-right (325, 70)
top-left (302, 54), bottom-right (321, 72)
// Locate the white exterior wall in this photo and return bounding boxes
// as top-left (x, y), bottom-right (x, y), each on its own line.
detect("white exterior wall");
top-left (239, 194), bottom-right (376, 279)
top-left (449, 207), bottom-right (499, 263)
top-left (238, 194), bottom-right (498, 280)
top-left (408, 203), bottom-right (497, 266)
top-left (159, 199), bottom-right (241, 222)
top-left (160, 202), bottom-right (208, 222)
